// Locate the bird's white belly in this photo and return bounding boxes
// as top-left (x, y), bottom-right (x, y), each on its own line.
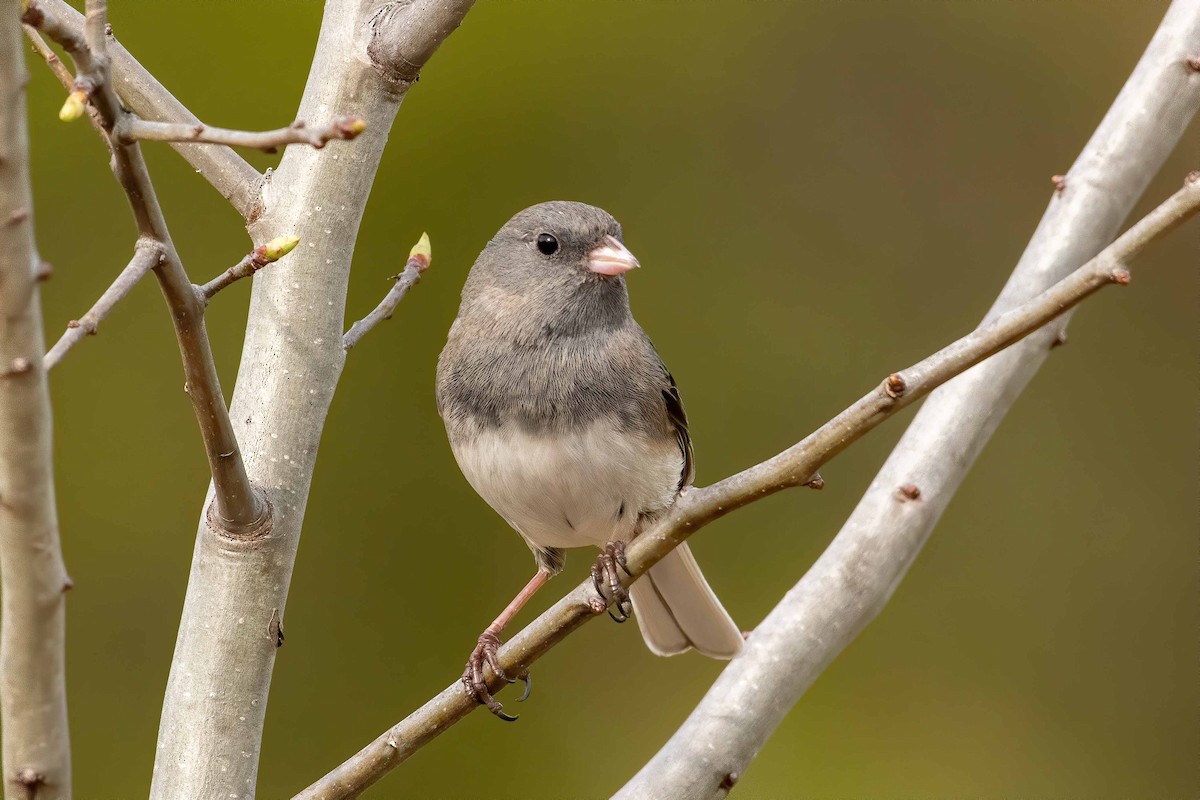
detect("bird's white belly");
top-left (451, 420), bottom-right (682, 550)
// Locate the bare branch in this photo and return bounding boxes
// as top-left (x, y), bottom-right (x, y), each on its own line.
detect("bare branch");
top-left (22, 20), bottom-right (105, 147)
top-left (293, 166), bottom-right (1200, 799)
top-left (343, 232), bottom-right (431, 350)
top-left (121, 116), bottom-right (367, 152)
top-left (198, 235), bottom-right (300, 301)
top-left (150, 1), bottom-right (476, 797)
top-left (618, 2), bottom-right (1200, 796)
top-left (29, 0), bottom-right (265, 533)
top-left (43, 241), bottom-right (161, 369)
top-left (0, 8), bottom-right (71, 797)
top-left (27, 0), bottom-right (262, 220)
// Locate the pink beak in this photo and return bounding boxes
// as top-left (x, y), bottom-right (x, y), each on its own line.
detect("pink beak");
top-left (587, 235), bottom-right (640, 276)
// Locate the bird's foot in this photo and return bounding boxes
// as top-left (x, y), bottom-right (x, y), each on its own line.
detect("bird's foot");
top-left (591, 541), bottom-right (634, 622)
top-left (461, 630), bottom-right (531, 722)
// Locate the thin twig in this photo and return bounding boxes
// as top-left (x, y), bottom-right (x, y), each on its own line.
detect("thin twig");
top-left (29, 0), bottom-right (265, 532)
top-left (121, 117), bottom-right (367, 152)
top-left (44, 241), bottom-right (161, 369)
top-left (198, 236), bottom-right (300, 302)
top-left (23, 24), bottom-right (109, 143)
top-left (27, 0), bottom-right (262, 219)
top-left (343, 233), bottom-right (431, 350)
top-left (293, 176), bottom-right (1200, 800)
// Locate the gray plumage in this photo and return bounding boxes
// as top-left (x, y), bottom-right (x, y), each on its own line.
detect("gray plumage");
top-left (437, 201), bottom-right (742, 659)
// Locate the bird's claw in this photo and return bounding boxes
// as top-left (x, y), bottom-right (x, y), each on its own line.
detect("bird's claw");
top-left (462, 630), bottom-right (529, 721)
top-left (591, 541), bottom-right (634, 622)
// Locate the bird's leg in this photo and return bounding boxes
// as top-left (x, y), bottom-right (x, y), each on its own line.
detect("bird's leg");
top-left (463, 569), bottom-right (551, 721)
top-left (591, 541), bottom-right (634, 623)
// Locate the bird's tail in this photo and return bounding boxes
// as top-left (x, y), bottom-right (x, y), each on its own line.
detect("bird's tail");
top-left (628, 542), bottom-right (743, 659)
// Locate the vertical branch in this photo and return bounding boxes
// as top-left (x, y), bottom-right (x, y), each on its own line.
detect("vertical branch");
top-left (149, 2), bottom-right (474, 798)
top-left (0, 7), bottom-right (71, 800)
top-left (616, 1), bottom-right (1200, 797)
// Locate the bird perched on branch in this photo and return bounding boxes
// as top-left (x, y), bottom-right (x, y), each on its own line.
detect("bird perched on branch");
top-left (437, 201), bottom-right (743, 719)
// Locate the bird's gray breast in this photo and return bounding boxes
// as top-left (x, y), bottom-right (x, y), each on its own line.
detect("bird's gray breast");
top-left (437, 321), bottom-right (681, 550)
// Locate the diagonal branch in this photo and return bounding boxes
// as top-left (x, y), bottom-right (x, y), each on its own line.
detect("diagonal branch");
top-left (121, 116), bottom-right (367, 152)
top-left (43, 240), bottom-right (161, 369)
top-left (198, 235), bottom-right (300, 302)
top-left (27, 0), bottom-right (262, 220)
top-left (343, 232), bottom-right (431, 351)
top-left (0, 7), bottom-right (72, 798)
top-left (28, 0), bottom-right (265, 533)
top-left (293, 168), bottom-right (1200, 800)
top-left (617, 2), bottom-right (1200, 796)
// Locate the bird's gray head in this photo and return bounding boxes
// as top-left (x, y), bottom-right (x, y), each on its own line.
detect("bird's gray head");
top-left (459, 201), bottom-right (641, 338)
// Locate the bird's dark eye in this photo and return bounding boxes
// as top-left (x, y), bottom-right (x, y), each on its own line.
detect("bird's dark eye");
top-left (536, 233), bottom-right (559, 256)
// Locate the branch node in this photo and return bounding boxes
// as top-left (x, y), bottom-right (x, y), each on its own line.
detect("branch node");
top-left (803, 473), bottom-right (825, 491)
top-left (205, 487), bottom-right (273, 541)
top-left (1186, 56), bottom-right (1200, 73)
top-left (1051, 174), bottom-right (1067, 194)
top-left (1186, 170), bottom-right (1200, 185)
top-left (7, 207), bottom-right (29, 225)
top-left (719, 773), bottom-right (739, 793)
top-left (7, 357), bottom-right (32, 376)
top-left (1050, 329), bottom-right (1068, 349)
top-left (883, 372), bottom-right (906, 399)
top-left (268, 608), bottom-right (285, 648)
top-left (587, 595), bottom-right (607, 615)
top-left (62, 576), bottom-right (74, 592)
top-left (1110, 267), bottom-right (1132, 285)
top-left (14, 768), bottom-right (45, 789)
top-left (36, 260), bottom-right (53, 281)
top-left (896, 484), bottom-right (921, 502)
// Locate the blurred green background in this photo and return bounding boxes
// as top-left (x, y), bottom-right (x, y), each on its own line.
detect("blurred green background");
top-left (19, 1), bottom-right (1197, 797)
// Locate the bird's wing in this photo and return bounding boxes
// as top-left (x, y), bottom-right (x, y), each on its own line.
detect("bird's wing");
top-left (660, 367), bottom-right (695, 491)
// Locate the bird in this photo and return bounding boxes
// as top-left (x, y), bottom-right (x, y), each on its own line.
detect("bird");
top-left (436, 201), bottom-right (743, 719)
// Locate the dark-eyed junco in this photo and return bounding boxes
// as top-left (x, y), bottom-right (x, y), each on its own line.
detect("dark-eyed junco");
top-left (437, 201), bottom-right (742, 718)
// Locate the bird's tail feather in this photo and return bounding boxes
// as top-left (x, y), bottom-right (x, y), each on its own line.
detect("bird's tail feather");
top-left (629, 543), bottom-right (743, 659)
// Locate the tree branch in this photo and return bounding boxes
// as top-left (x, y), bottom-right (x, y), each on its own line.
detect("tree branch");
top-left (43, 241), bottom-right (161, 370)
top-left (23, 24), bottom-right (108, 143)
top-left (149, 2), bottom-right (475, 798)
top-left (120, 116), bottom-right (367, 152)
top-left (27, 0), bottom-right (262, 220)
top-left (0, 8), bottom-right (72, 798)
top-left (617, 1), bottom-right (1200, 796)
top-left (343, 232), bottom-right (430, 350)
top-left (293, 165), bottom-right (1200, 800)
top-left (198, 235), bottom-right (300, 302)
top-left (28, 0), bottom-right (265, 533)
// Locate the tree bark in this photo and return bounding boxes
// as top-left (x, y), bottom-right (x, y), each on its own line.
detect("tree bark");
top-left (615, 2), bottom-right (1200, 797)
top-left (149, 2), bottom-right (473, 798)
top-left (0, 8), bottom-right (72, 799)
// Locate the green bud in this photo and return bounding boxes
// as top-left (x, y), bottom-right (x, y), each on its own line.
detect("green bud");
top-left (262, 235), bottom-right (301, 262)
top-left (59, 90), bottom-right (86, 123)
